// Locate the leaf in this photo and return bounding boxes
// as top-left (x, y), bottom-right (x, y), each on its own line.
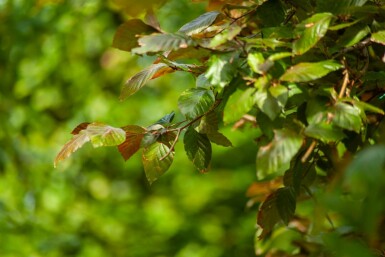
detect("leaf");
top-left (120, 63), bottom-right (172, 100)
top-left (132, 33), bottom-right (195, 54)
top-left (256, 129), bottom-right (303, 180)
top-left (248, 52), bottom-right (265, 75)
top-left (71, 122), bottom-right (90, 135)
top-left (209, 24), bottom-right (242, 47)
top-left (316, 0), bottom-right (368, 14)
top-left (280, 60), bottom-right (343, 82)
top-left (223, 87), bottom-right (256, 124)
top-left (198, 110), bottom-right (219, 133)
top-left (207, 132), bottom-right (232, 147)
top-left (118, 125), bottom-right (146, 161)
top-left (112, 19), bottom-right (158, 52)
top-left (154, 111), bottom-right (175, 126)
top-left (178, 88), bottom-right (215, 120)
top-left (331, 102), bottom-right (362, 133)
top-left (86, 123), bottom-right (126, 148)
top-left (371, 30), bottom-right (385, 45)
top-left (293, 13), bottom-right (333, 55)
top-left (336, 24), bottom-right (370, 48)
top-left (184, 126), bottom-right (212, 172)
top-left (257, 187), bottom-right (296, 238)
top-left (254, 89), bottom-right (281, 121)
top-left (142, 142), bottom-right (174, 184)
top-left (304, 123), bottom-right (345, 142)
top-left (55, 123), bottom-right (126, 167)
top-left (178, 11), bottom-right (221, 36)
top-left (205, 54), bottom-right (238, 87)
top-left (54, 131), bottom-right (90, 168)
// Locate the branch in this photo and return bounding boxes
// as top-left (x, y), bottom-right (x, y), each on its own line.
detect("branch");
top-left (333, 37), bottom-right (372, 58)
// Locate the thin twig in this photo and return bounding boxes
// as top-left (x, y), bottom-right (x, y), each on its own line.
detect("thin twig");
top-left (339, 69), bottom-right (349, 99)
top-left (301, 140), bottom-right (317, 163)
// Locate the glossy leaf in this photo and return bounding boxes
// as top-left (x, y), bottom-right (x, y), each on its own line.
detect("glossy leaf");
top-left (280, 60), bottom-right (343, 82)
top-left (205, 54), bottom-right (237, 87)
top-left (371, 30), bottom-right (385, 45)
top-left (120, 63), bottom-right (172, 100)
top-left (184, 126), bottom-right (212, 172)
top-left (331, 102), bottom-right (362, 133)
top-left (118, 125), bottom-right (146, 161)
top-left (223, 87), bottom-right (255, 124)
top-left (142, 142), bottom-right (174, 184)
top-left (132, 33), bottom-right (195, 54)
top-left (112, 19), bottom-right (158, 52)
top-left (248, 52), bottom-right (265, 75)
top-left (178, 11), bottom-right (221, 36)
top-left (336, 24), bottom-right (370, 48)
top-left (256, 129), bottom-right (303, 179)
top-left (155, 111), bottom-right (175, 126)
top-left (254, 89), bottom-right (281, 121)
top-left (178, 88), bottom-right (215, 120)
top-left (86, 123), bottom-right (126, 148)
top-left (293, 13), bottom-right (333, 55)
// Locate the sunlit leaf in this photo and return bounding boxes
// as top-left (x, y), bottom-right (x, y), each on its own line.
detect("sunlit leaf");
top-left (120, 63), bottom-right (172, 100)
top-left (248, 52), bottom-right (265, 75)
top-left (331, 102), bottom-right (362, 132)
top-left (256, 129), bottom-right (303, 179)
top-left (223, 87), bottom-right (255, 124)
top-left (132, 33), bottom-right (196, 54)
top-left (118, 125), bottom-right (146, 161)
top-left (305, 122), bottom-right (345, 142)
top-left (371, 30), bottom-right (385, 45)
top-left (184, 126), bottom-right (212, 172)
top-left (178, 88), bottom-right (215, 120)
top-left (54, 131), bottom-right (90, 168)
top-left (86, 123), bottom-right (126, 148)
top-left (142, 142), bottom-right (174, 184)
top-left (205, 54), bottom-right (238, 87)
top-left (178, 11), bottom-right (221, 36)
top-left (293, 13), bottom-right (333, 55)
top-left (280, 60), bottom-right (343, 82)
top-left (254, 89), bottom-right (281, 121)
top-left (336, 24), bottom-right (370, 48)
top-left (209, 24), bottom-right (242, 47)
top-left (112, 19), bottom-right (158, 52)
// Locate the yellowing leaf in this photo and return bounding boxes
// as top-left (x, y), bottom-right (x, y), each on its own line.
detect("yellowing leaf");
top-left (54, 131), bottom-right (90, 168)
top-left (86, 123), bottom-right (126, 147)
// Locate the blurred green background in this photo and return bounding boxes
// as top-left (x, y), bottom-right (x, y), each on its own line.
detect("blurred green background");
top-left (0, 1), bottom-right (260, 256)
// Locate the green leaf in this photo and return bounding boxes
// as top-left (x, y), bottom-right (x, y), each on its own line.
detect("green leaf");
top-left (210, 24), bottom-right (242, 48)
top-left (336, 24), bottom-right (370, 48)
top-left (118, 125), bottom-right (146, 161)
top-left (254, 89), bottom-right (281, 120)
top-left (256, 129), bottom-right (303, 179)
top-left (120, 63), bottom-right (172, 100)
top-left (86, 123), bottom-right (126, 147)
top-left (331, 102), bottom-right (362, 133)
top-left (328, 19), bottom-right (362, 31)
top-left (316, 0), bottom-right (368, 14)
top-left (245, 38), bottom-right (290, 50)
top-left (112, 19), bottom-right (158, 52)
top-left (178, 11), bottom-right (221, 36)
top-left (142, 142), bottom-right (174, 184)
top-left (205, 54), bottom-right (238, 87)
top-left (141, 133), bottom-right (160, 148)
top-left (198, 110), bottom-right (219, 133)
top-left (54, 131), bottom-right (90, 168)
top-left (132, 33), bottom-right (195, 54)
top-left (304, 122), bottom-right (345, 142)
top-left (257, 187), bottom-right (296, 238)
top-left (196, 74), bottom-right (212, 89)
top-left (178, 88), bottom-right (215, 120)
top-left (55, 123), bottom-right (126, 167)
top-left (280, 60), bottom-right (343, 82)
top-left (371, 30), bottom-right (385, 45)
top-left (248, 52), bottom-right (265, 75)
top-left (293, 13), bottom-right (333, 55)
top-left (223, 87), bottom-right (256, 124)
top-left (353, 100), bottom-right (385, 115)
top-left (207, 132), bottom-right (232, 147)
top-left (155, 112), bottom-right (175, 126)
top-left (184, 126), bottom-right (212, 172)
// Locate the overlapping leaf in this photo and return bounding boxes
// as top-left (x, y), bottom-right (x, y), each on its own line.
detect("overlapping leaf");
top-left (371, 30), bottom-right (385, 45)
top-left (55, 123), bottom-right (126, 167)
top-left (178, 88), bottom-right (215, 120)
top-left (205, 54), bottom-right (238, 87)
top-left (293, 13), bottom-right (333, 55)
top-left (142, 142), bottom-right (174, 184)
top-left (120, 63), bottom-right (172, 100)
top-left (132, 33), bottom-right (195, 54)
top-left (178, 11), bottom-right (221, 36)
top-left (184, 127), bottom-right (212, 172)
top-left (280, 60), bottom-right (343, 82)
top-left (331, 102), bottom-right (362, 133)
top-left (256, 129), bottom-right (303, 179)
top-left (118, 125), bottom-right (146, 161)
top-left (223, 88), bottom-right (255, 124)
top-left (112, 19), bottom-right (158, 52)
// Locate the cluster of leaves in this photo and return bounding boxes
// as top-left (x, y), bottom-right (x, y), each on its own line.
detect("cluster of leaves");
top-left (56, 0), bottom-right (385, 255)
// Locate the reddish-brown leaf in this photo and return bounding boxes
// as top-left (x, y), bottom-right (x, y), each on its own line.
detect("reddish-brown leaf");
top-left (118, 125), bottom-right (146, 161)
top-left (71, 122), bottom-right (91, 135)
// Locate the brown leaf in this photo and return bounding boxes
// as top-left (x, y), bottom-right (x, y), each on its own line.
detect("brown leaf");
top-left (71, 122), bottom-right (91, 135)
top-left (118, 125), bottom-right (146, 161)
top-left (54, 132), bottom-right (90, 168)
